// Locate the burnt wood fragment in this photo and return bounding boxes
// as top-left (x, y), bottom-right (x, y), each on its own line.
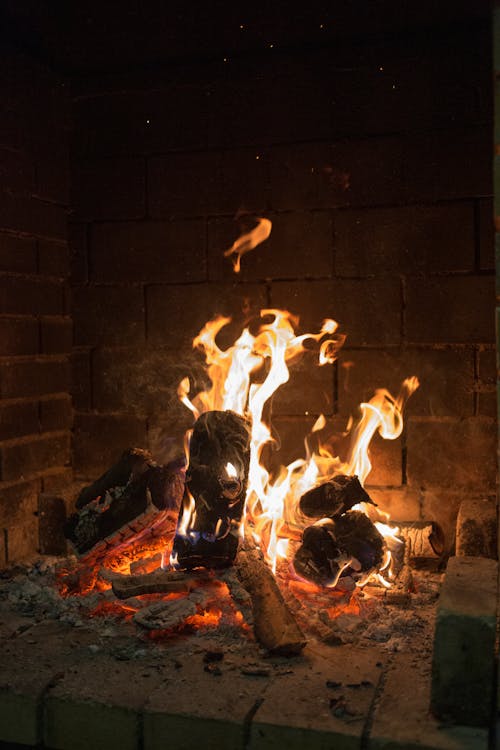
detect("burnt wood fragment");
top-left (299, 475), bottom-right (375, 519)
top-left (235, 539), bottom-right (306, 656)
top-left (111, 569), bottom-right (211, 599)
top-left (76, 448), bottom-right (155, 509)
top-left (293, 511), bottom-right (385, 588)
top-left (172, 410), bottom-right (251, 569)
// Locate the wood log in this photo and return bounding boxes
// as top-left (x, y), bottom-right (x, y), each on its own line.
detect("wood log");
top-left (293, 511), bottom-right (385, 588)
top-left (235, 539), bottom-right (306, 656)
top-left (65, 458), bottom-right (184, 556)
top-left (396, 521), bottom-right (445, 558)
top-left (76, 448), bottom-right (156, 509)
top-left (172, 410), bottom-right (251, 569)
top-left (110, 569), bottom-right (211, 599)
top-left (299, 475), bottom-right (375, 519)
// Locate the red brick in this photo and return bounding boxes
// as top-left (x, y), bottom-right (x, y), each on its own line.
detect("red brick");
top-left (74, 85), bottom-right (209, 157)
top-left (0, 359), bottom-right (70, 399)
top-left (407, 417), bottom-right (496, 491)
top-left (0, 192), bottom-right (67, 240)
top-left (0, 433), bottom-right (71, 482)
top-left (0, 401), bottom-right (39, 441)
top-left (406, 276), bottom-right (495, 344)
top-left (479, 198), bottom-right (494, 271)
top-left (0, 317), bottom-right (39, 356)
top-left (0, 275), bottom-right (65, 315)
top-left (337, 348), bottom-right (474, 418)
top-left (73, 412), bottom-right (148, 477)
top-left (146, 281), bottom-right (267, 349)
top-left (40, 396), bottom-right (72, 432)
top-left (38, 240), bottom-right (70, 278)
top-left (148, 152), bottom-right (220, 217)
top-left (90, 220), bottom-right (207, 283)
top-left (0, 233), bottom-right (37, 273)
top-left (0, 479), bottom-right (39, 561)
top-left (69, 222), bottom-right (88, 283)
top-left (73, 157), bottom-right (145, 220)
top-left (334, 202), bottom-right (475, 277)
top-left (270, 279), bottom-right (401, 347)
top-left (208, 211), bottom-right (333, 282)
top-left (73, 285), bottom-right (145, 346)
top-left (71, 349), bottom-right (92, 410)
top-left (41, 316), bottom-right (72, 354)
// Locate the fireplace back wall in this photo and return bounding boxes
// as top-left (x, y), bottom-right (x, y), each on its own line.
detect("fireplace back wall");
top-left (70, 13), bottom-right (495, 545)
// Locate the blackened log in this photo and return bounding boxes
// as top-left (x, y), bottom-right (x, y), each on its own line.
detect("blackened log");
top-left (65, 460), bottom-right (184, 556)
top-left (111, 569), bottom-right (211, 599)
top-left (235, 540), bottom-right (306, 656)
top-left (76, 448), bottom-right (155, 509)
top-left (172, 410), bottom-right (251, 569)
top-left (293, 511), bottom-right (385, 588)
top-left (299, 475), bottom-right (375, 519)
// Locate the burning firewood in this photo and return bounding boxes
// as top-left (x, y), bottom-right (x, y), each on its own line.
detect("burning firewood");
top-left (293, 511), bottom-right (385, 588)
top-left (235, 539), bottom-right (306, 656)
top-left (172, 410), bottom-right (251, 569)
top-left (64, 451), bottom-right (184, 556)
top-left (396, 521), bottom-right (445, 558)
top-left (110, 569), bottom-right (211, 599)
top-left (299, 475), bottom-right (375, 519)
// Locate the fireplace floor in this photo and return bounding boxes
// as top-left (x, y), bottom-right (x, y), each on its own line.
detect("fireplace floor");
top-left (0, 557), bottom-right (489, 750)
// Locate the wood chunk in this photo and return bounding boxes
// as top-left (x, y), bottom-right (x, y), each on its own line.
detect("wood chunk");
top-left (397, 521), bottom-right (445, 558)
top-left (172, 410), bottom-right (251, 569)
top-left (134, 598), bottom-right (197, 630)
top-left (76, 448), bottom-right (154, 509)
top-left (111, 570), bottom-right (211, 599)
top-left (299, 475), bottom-right (374, 519)
top-left (235, 540), bottom-right (306, 656)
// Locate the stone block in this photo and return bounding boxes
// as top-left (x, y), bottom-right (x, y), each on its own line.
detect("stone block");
top-left (406, 418), bottom-right (496, 491)
top-left (41, 316), bottom-right (73, 354)
top-left (455, 498), bottom-right (497, 559)
top-left (40, 395), bottom-right (73, 432)
top-left (0, 478), bottom-right (39, 562)
top-left (270, 279), bottom-right (401, 347)
top-left (0, 316), bottom-right (39, 356)
top-left (478, 198), bottom-right (494, 271)
top-left (0, 191), bottom-right (67, 240)
top-left (421, 490), bottom-right (467, 552)
top-left (71, 349), bottom-right (92, 411)
top-left (73, 285), bottom-right (145, 346)
top-left (0, 433), bottom-right (71, 482)
top-left (369, 652), bottom-right (488, 750)
top-left (0, 400), bottom-right (39, 441)
top-left (250, 643), bottom-right (383, 749)
top-left (90, 219), bottom-right (207, 283)
top-left (208, 211), bottom-right (333, 282)
top-left (69, 222), bottom-right (88, 283)
top-left (406, 276), bottom-right (495, 344)
top-left (0, 233), bottom-right (37, 273)
top-left (364, 435), bottom-right (403, 487)
top-left (0, 275), bottom-right (65, 315)
top-left (0, 358), bottom-right (70, 399)
top-left (38, 239), bottom-right (70, 278)
top-left (431, 556), bottom-right (497, 727)
top-left (73, 157), bottom-right (146, 220)
top-left (334, 202), bottom-right (475, 277)
top-left (367, 488), bottom-right (421, 523)
top-left (148, 152), bottom-right (221, 217)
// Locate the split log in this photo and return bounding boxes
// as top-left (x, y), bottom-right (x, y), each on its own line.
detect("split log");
top-left (110, 569), bottom-right (211, 599)
top-left (65, 456), bottom-right (184, 556)
top-left (172, 410), bottom-right (251, 569)
top-left (293, 511), bottom-right (385, 588)
top-left (299, 475), bottom-right (375, 519)
top-left (235, 539), bottom-right (306, 656)
top-left (396, 521), bottom-right (445, 558)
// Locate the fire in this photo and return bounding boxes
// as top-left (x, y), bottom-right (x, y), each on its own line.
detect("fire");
top-left (178, 309), bottom-right (418, 587)
top-left (224, 217), bottom-right (272, 273)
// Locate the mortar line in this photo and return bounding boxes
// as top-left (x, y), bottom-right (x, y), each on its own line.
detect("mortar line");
top-left (360, 655), bottom-right (393, 750)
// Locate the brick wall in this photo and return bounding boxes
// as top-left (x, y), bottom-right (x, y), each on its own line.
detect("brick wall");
top-left (0, 46), bottom-right (71, 564)
top-left (71, 21), bottom-right (494, 543)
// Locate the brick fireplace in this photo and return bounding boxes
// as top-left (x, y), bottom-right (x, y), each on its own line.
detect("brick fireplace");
top-left (0, 2), bottom-right (497, 747)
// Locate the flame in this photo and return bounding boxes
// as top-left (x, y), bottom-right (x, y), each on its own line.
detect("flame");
top-left (178, 309), bottom-right (418, 584)
top-left (224, 217), bottom-right (272, 273)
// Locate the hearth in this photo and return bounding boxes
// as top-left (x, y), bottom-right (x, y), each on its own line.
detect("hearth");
top-left (0, 2), bottom-right (497, 749)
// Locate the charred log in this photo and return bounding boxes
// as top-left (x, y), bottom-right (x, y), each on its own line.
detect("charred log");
top-left (110, 569), bottom-right (211, 599)
top-left (172, 410), bottom-right (251, 569)
top-left (293, 511), bottom-right (385, 588)
top-left (235, 539), bottom-right (306, 656)
top-left (76, 448), bottom-right (155, 509)
top-left (65, 457), bottom-right (184, 556)
top-left (299, 475), bottom-right (375, 519)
